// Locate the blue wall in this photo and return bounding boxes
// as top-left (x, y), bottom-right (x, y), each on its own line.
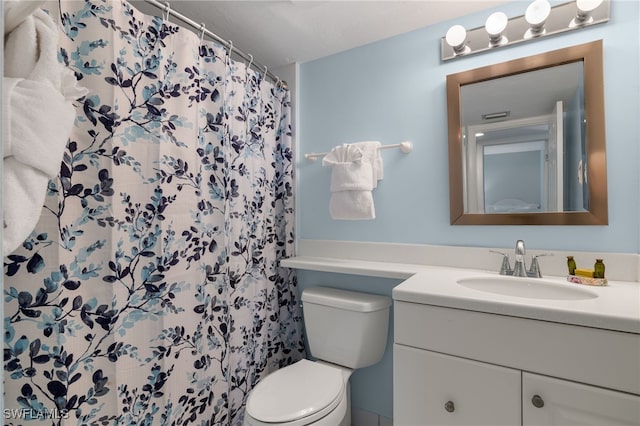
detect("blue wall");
top-left (299, 0), bottom-right (640, 254)
top-left (297, 0), bottom-right (640, 419)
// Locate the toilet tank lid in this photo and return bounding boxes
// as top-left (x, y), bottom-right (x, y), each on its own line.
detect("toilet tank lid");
top-left (301, 287), bottom-right (391, 312)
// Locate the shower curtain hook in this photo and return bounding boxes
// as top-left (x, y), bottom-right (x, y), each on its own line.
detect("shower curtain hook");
top-left (246, 53), bottom-right (254, 72)
top-left (227, 40), bottom-right (234, 62)
top-left (262, 65), bottom-right (268, 82)
top-left (162, 2), bottom-right (171, 21)
top-left (275, 76), bottom-right (281, 88)
top-left (199, 22), bottom-right (206, 43)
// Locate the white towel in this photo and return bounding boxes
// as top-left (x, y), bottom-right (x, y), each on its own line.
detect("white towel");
top-left (3, 5), bottom-right (88, 256)
top-left (3, 78), bottom-right (77, 177)
top-left (351, 141), bottom-right (383, 187)
top-left (3, 0), bottom-right (45, 35)
top-left (322, 142), bottom-right (382, 220)
top-left (322, 143), bottom-right (363, 166)
top-left (330, 161), bottom-right (374, 192)
top-left (3, 159), bottom-right (50, 256)
top-left (329, 191), bottom-right (375, 221)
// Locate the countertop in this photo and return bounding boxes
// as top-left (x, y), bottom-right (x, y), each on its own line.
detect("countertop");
top-left (282, 256), bottom-right (640, 334)
top-left (393, 265), bottom-right (640, 334)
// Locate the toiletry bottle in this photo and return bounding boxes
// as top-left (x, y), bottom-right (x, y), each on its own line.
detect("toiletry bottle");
top-left (594, 259), bottom-right (605, 279)
top-left (567, 256), bottom-right (576, 275)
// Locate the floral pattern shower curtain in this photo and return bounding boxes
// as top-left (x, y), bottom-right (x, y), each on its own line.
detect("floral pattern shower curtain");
top-left (3, 1), bottom-right (304, 424)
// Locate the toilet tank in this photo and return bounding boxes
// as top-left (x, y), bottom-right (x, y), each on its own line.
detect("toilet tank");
top-left (301, 287), bottom-right (391, 369)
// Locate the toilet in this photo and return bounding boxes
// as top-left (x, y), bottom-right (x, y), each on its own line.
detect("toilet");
top-left (243, 286), bottom-right (391, 426)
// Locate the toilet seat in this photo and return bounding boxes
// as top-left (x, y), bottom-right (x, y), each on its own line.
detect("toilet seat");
top-left (245, 359), bottom-right (346, 425)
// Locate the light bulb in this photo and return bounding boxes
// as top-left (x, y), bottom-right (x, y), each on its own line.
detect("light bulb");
top-left (572, 0), bottom-right (604, 26)
top-left (525, 0), bottom-right (550, 37)
top-left (577, 0), bottom-right (604, 13)
top-left (446, 25), bottom-right (468, 54)
top-left (485, 12), bottom-right (508, 46)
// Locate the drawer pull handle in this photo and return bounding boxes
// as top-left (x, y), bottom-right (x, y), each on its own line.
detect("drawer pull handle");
top-left (531, 395), bottom-right (545, 408)
top-left (444, 401), bottom-right (455, 413)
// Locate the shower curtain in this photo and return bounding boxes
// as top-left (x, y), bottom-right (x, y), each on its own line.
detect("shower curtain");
top-left (3, 1), bottom-right (305, 424)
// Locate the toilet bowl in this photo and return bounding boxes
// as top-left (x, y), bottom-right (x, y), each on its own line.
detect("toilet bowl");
top-left (243, 287), bottom-right (391, 426)
top-left (243, 359), bottom-right (351, 426)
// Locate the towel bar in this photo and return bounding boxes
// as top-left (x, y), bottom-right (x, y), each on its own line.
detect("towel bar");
top-left (304, 141), bottom-right (413, 161)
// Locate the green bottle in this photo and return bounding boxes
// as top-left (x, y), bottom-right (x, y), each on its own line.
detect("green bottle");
top-left (567, 256), bottom-right (576, 275)
top-left (594, 259), bottom-right (605, 279)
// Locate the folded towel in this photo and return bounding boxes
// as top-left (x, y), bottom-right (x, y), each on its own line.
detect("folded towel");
top-left (5, 9), bottom-right (63, 85)
top-left (330, 162), bottom-right (374, 192)
top-left (322, 143), bottom-right (363, 166)
top-left (330, 191), bottom-right (375, 221)
top-left (3, 0), bottom-right (46, 35)
top-left (322, 142), bottom-right (382, 220)
top-left (351, 141), bottom-right (383, 187)
top-left (3, 158), bottom-right (50, 255)
top-left (3, 78), bottom-right (77, 177)
top-left (2, 5), bottom-right (88, 256)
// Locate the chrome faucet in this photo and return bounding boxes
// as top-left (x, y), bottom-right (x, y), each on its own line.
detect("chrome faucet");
top-left (490, 240), bottom-right (552, 278)
top-left (513, 240), bottom-right (527, 277)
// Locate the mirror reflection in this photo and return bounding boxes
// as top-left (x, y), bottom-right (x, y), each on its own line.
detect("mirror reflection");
top-left (461, 62), bottom-right (586, 214)
top-left (447, 41), bottom-right (608, 225)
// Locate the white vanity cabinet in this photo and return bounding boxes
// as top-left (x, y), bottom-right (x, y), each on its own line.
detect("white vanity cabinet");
top-left (393, 301), bottom-right (640, 426)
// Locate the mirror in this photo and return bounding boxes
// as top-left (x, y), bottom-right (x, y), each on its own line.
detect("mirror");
top-left (447, 40), bottom-right (607, 225)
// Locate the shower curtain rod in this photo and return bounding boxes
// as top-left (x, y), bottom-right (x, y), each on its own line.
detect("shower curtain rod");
top-left (143, 0), bottom-right (288, 90)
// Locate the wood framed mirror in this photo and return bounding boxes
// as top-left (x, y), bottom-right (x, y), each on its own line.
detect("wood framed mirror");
top-left (447, 40), bottom-right (607, 225)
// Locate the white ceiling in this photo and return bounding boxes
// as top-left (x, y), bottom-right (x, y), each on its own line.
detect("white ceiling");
top-left (131, 0), bottom-right (515, 70)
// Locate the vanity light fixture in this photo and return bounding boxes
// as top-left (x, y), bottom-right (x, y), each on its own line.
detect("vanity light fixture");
top-left (441, 0), bottom-right (610, 61)
top-left (524, 0), bottom-right (551, 38)
top-left (485, 12), bottom-right (508, 46)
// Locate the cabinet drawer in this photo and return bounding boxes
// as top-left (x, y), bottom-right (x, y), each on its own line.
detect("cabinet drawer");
top-left (523, 372), bottom-right (640, 426)
top-left (395, 301), bottom-right (640, 394)
top-left (394, 344), bottom-right (521, 426)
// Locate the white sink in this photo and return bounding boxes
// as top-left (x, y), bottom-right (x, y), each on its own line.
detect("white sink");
top-left (456, 276), bottom-right (598, 300)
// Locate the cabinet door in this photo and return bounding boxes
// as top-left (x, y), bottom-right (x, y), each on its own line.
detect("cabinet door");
top-left (394, 344), bottom-right (521, 426)
top-left (523, 372), bottom-right (640, 426)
